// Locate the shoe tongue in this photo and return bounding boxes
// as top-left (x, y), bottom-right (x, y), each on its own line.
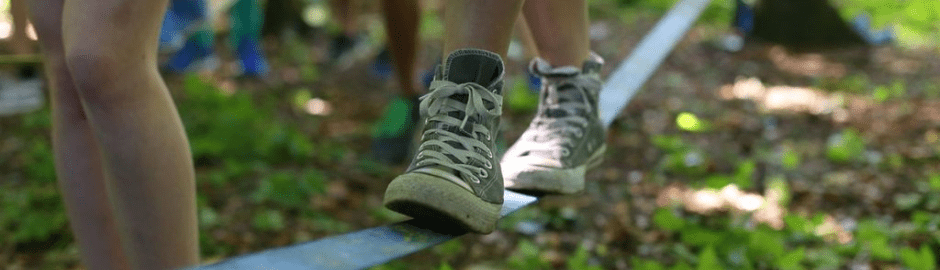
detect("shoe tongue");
top-left (441, 49), bottom-right (504, 90)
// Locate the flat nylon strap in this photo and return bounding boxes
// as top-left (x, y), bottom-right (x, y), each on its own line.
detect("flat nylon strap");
top-left (184, 191), bottom-right (536, 270)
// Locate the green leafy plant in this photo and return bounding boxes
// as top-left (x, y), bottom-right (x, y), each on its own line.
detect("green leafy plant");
top-left (508, 240), bottom-right (550, 270)
top-left (826, 128), bottom-right (866, 163)
top-left (838, 0), bottom-right (940, 48)
top-left (250, 170), bottom-right (326, 209)
top-left (900, 245), bottom-right (937, 270)
top-left (779, 144), bottom-right (801, 170)
top-left (857, 219), bottom-right (896, 260)
top-left (506, 78), bottom-right (540, 112)
top-left (178, 74), bottom-right (316, 165)
top-left (631, 258), bottom-right (666, 270)
top-left (696, 246), bottom-right (722, 270)
top-left (251, 209), bottom-right (286, 231)
top-left (437, 262), bottom-right (455, 270)
top-left (775, 247), bottom-right (806, 270)
top-left (0, 184), bottom-right (68, 243)
top-left (652, 135), bottom-right (710, 176)
top-left (566, 245), bottom-right (604, 270)
top-left (654, 208), bottom-right (686, 232)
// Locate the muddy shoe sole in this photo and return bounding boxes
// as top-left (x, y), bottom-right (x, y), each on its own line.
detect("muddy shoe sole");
top-left (383, 173), bottom-right (501, 234)
top-left (504, 145), bottom-right (606, 194)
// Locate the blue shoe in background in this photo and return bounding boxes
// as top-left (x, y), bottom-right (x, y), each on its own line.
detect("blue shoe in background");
top-left (420, 63), bottom-right (436, 90)
top-left (159, 10), bottom-right (188, 52)
top-left (527, 72), bottom-right (541, 93)
top-left (165, 38), bottom-right (219, 73)
top-left (733, 0), bottom-right (755, 35)
top-left (236, 38), bottom-right (270, 77)
top-left (370, 95), bottom-right (421, 164)
top-left (159, 0), bottom-right (208, 53)
top-left (852, 14), bottom-right (893, 45)
top-left (371, 48), bottom-right (394, 80)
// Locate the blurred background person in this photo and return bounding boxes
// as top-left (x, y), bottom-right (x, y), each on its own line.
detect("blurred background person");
top-left (0, 0), bottom-right (42, 116)
top-left (160, 0), bottom-right (270, 77)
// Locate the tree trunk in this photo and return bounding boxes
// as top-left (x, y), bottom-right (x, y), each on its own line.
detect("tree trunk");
top-left (262, 0), bottom-right (312, 37)
top-left (751, 0), bottom-right (866, 51)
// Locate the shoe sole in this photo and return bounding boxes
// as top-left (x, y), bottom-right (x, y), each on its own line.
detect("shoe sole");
top-left (503, 144), bottom-right (606, 194)
top-left (383, 173), bottom-right (501, 234)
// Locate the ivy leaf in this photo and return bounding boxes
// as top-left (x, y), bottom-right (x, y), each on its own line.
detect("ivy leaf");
top-left (654, 208), bottom-right (685, 232)
top-left (775, 247), bottom-right (806, 270)
top-left (696, 246), bottom-right (722, 270)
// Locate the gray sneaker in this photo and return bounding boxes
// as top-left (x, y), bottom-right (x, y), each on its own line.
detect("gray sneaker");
top-left (501, 53), bottom-right (606, 194)
top-left (383, 49), bottom-right (505, 233)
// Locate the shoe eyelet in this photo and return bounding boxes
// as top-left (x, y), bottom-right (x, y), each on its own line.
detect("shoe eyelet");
top-left (484, 160), bottom-right (492, 169)
top-left (485, 151), bottom-right (493, 158)
top-left (561, 148), bottom-right (571, 157)
top-left (478, 169), bottom-right (488, 178)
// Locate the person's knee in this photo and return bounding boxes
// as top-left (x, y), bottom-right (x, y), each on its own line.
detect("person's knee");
top-left (63, 47), bottom-right (128, 106)
top-left (45, 60), bottom-right (88, 119)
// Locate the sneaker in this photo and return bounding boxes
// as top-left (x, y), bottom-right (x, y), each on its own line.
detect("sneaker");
top-left (383, 49), bottom-right (505, 233)
top-left (164, 37), bottom-right (219, 73)
top-left (370, 48), bottom-right (394, 80)
top-left (159, 0), bottom-right (208, 53)
top-left (236, 38), bottom-right (270, 77)
top-left (501, 53), bottom-right (606, 194)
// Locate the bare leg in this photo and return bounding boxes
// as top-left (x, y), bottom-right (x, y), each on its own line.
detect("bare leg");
top-left (329, 0), bottom-right (362, 36)
top-left (522, 0), bottom-right (590, 66)
top-left (60, 0), bottom-right (199, 268)
top-left (442, 0), bottom-right (525, 60)
top-left (381, 0), bottom-right (420, 96)
top-left (10, 0), bottom-right (34, 55)
top-left (513, 14), bottom-right (539, 60)
top-left (27, 1), bottom-right (131, 269)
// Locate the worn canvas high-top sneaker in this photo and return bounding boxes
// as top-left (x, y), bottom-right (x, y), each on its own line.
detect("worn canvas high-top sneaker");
top-left (501, 53), bottom-right (606, 194)
top-left (383, 49), bottom-right (505, 233)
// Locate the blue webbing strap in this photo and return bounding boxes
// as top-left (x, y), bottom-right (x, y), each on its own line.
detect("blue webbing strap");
top-left (185, 191), bottom-right (537, 270)
top-left (599, 0), bottom-right (713, 126)
top-left (186, 0), bottom-right (711, 268)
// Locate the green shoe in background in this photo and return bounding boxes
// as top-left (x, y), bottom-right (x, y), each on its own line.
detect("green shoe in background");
top-left (501, 53), bottom-right (607, 194)
top-left (383, 49), bottom-right (505, 234)
top-left (371, 95), bottom-right (420, 164)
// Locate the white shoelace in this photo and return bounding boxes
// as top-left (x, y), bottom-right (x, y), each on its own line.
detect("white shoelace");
top-left (414, 80), bottom-right (502, 183)
top-left (526, 75), bottom-right (600, 158)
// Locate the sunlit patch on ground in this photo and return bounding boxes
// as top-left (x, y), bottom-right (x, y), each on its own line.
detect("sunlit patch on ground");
top-left (656, 184), bottom-right (782, 227)
top-left (719, 77), bottom-right (846, 116)
top-left (767, 46), bottom-right (847, 78)
top-left (304, 98), bottom-right (333, 116)
top-left (655, 183), bottom-right (855, 244)
top-left (0, 21), bottom-right (11, 39)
